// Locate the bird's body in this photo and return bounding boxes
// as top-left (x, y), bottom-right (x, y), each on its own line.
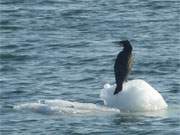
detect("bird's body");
top-left (114, 40), bottom-right (133, 95)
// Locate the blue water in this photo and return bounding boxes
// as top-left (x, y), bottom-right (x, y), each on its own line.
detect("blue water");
top-left (0, 0), bottom-right (180, 134)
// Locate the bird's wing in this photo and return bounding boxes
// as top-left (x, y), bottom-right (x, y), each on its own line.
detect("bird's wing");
top-left (128, 54), bottom-right (133, 74)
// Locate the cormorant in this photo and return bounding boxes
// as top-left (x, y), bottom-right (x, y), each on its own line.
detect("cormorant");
top-left (114, 40), bottom-right (133, 95)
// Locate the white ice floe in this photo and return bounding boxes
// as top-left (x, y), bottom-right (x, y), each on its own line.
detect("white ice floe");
top-left (14, 99), bottom-right (120, 115)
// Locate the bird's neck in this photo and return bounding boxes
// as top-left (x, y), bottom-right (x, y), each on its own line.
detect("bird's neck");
top-left (123, 48), bottom-right (132, 54)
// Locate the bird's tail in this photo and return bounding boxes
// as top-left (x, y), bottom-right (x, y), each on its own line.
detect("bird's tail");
top-left (114, 85), bottom-right (122, 95)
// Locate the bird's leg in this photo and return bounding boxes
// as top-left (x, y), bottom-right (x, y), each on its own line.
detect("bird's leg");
top-left (125, 77), bottom-right (128, 82)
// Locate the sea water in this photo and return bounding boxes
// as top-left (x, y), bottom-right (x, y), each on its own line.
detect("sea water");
top-left (0, 0), bottom-right (180, 134)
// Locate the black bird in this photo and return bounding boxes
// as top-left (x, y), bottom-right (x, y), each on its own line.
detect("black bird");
top-left (114, 40), bottom-right (133, 95)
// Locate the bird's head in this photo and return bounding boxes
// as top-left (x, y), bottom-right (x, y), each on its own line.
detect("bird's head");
top-left (114, 40), bottom-right (132, 52)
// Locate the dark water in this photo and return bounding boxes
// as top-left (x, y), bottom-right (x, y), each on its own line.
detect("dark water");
top-left (0, 0), bottom-right (180, 134)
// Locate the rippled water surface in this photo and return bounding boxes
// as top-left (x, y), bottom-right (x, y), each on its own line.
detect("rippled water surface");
top-left (0, 0), bottom-right (180, 134)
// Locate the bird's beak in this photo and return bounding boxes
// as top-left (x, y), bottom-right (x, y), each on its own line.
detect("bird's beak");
top-left (113, 41), bottom-right (123, 47)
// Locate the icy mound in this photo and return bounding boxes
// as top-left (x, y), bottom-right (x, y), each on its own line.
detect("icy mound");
top-left (100, 79), bottom-right (168, 112)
